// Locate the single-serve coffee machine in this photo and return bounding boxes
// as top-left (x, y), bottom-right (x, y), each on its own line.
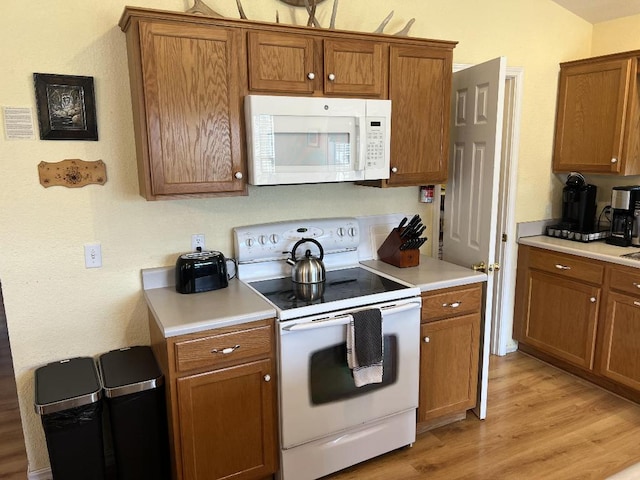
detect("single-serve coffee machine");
top-left (607, 185), bottom-right (640, 247)
top-left (561, 173), bottom-right (597, 233)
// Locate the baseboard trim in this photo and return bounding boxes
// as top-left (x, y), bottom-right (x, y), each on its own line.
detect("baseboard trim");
top-left (27, 468), bottom-right (52, 480)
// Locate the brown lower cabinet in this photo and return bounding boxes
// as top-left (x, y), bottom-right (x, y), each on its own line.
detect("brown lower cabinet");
top-left (418, 283), bottom-right (482, 426)
top-left (149, 317), bottom-right (278, 480)
top-left (514, 245), bottom-right (640, 402)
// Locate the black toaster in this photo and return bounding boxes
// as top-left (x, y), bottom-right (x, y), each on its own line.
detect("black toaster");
top-left (175, 251), bottom-right (229, 294)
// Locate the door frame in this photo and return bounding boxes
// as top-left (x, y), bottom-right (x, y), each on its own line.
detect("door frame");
top-left (432, 63), bottom-right (523, 356)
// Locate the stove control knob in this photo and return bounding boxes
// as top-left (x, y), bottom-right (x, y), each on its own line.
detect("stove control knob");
top-left (258, 235), bottom-right (267, 245)
top-left (270, 234), bottom-right (279, 244)
top-left (348, 227), bottom-right (357, 237)
top-left (245, 238), bottom-right (255, 247)
top-left (337, 227), bottom-right (346, 237)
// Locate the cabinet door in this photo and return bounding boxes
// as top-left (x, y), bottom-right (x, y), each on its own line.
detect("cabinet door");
top-left (139, 21), bottom-right (244, 196)
top-left (553, 58), bottom-right (634, 174)
top-left (418, 313), bottom-right (480, 422)
top-left (323, 39), bottom-right (387, 97)
top-left (388, 46), bottom-right (452, 185)
top-left (247, 31), bottom-right (316, 94)
top-left (522, 270), bottom-right (599, 369)
top-left (597, 291), bottom-right (640, 391)
top-left (177, 359), bottom-right (277, 480)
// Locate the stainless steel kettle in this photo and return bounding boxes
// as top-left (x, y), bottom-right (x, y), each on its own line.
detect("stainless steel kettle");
top-left (286, 238), bottom-right (325, 284)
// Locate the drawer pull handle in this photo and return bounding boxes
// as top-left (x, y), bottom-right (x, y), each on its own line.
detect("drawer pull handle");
top-left (264, 374), bottom-right (271, 382)
top-left (634, 301), bottom-right (640, 308)
top-left (442, 302), bottom-right (461, 308)
top-left (424, 337), bottom-right (430, 343)
top-left (555, 264), bottom-right (571, 270)
top-left (211, 344), bottom-right (240, 355)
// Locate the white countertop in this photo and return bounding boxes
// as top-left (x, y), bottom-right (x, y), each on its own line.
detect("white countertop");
top-left (518, 235), bottom-right (640, 268)
top-left (144, 279), bottom-right (276, 338)
top-left (360, 255), bottom-right (487, 292)
top-left (142, 256), bottom-right (485, 338)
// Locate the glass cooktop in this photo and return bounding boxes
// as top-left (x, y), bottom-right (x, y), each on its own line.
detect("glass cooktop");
top-left (248, 267), bottom-right (409, 311)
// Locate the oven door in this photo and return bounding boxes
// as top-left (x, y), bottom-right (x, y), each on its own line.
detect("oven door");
top-left (278, 298), bottom-right (421, 449)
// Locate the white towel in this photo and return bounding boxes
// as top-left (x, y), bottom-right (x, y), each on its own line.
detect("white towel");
top-left (346, 311), bottom-right (383, 387)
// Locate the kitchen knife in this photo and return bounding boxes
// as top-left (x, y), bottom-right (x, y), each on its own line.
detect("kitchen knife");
top-left (415, 226), bottom-right (426, 238)
top-left (401, 217), bottom-right (421, 239)
top-left (404, 223), bottom-right (423, 240)
top-left (397, 217), bottom-right (408, 230)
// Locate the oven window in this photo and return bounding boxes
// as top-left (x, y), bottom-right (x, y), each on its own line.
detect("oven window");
top-left (309, 335), bottom-right (398, 405)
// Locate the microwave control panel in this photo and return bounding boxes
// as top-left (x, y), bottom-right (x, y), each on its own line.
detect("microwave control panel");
top-left (366, 119), bottom-right (386, 168)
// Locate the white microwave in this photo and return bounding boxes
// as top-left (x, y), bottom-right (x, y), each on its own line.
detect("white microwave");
top-left (244, 95), bottom-right (391, 186)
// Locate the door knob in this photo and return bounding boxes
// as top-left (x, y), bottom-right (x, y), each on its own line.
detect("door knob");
top-left (472, 261), bottom-right (486, 273)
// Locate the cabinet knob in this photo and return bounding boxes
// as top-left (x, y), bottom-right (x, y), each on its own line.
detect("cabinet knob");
top-left (391, 167), bottom-right (398, 173)
top-left (264, 374), bottom-right (271, 382)
top-left (590, 297), bottom-right (596, 303)
top-left (423, 336), bottom-right (430, 343)
top-left (307, 72), bottom-right (315, 80)
top-left (611, 158), bottom-right (618, 164)
top-left (328, 73), bottom-right (336, 81)
top-left (234, 172), bottom-right (243, 180)
top-left (633, 282), bottom-right (640, 289)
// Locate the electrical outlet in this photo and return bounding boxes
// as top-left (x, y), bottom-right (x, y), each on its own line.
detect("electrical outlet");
top-left (84, 243), bottom-right (102, 268)
top-left (192, 234), bottom-right (205, 251)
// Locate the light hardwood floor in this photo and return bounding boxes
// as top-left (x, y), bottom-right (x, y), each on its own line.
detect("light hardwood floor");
top-left (0, 285), bottom-right (28, 479)
top-left (325, 352), bottom-right (640, 480)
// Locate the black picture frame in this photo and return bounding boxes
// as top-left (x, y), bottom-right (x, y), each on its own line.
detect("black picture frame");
top-left (33, 73), bottom-right (98, 141)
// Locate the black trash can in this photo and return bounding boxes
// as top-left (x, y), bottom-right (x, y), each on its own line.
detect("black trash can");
top-left (98, 346), bottom-right (170, 480)
top-left (34, 356), bottom-right (105, 480)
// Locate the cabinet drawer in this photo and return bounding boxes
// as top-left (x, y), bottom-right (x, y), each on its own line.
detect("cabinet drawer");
top-left (421, 284), bottom-right (482, 323)
top-left (609, 265), bottom-right (640, 296)
top-left (529, 248), bottom-right (604, 285)
top-left (174, 324), bottom-right (272, 373)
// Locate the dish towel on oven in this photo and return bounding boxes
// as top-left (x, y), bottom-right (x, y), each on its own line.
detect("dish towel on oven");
top-left (346, 308), bottom-right (383, 387)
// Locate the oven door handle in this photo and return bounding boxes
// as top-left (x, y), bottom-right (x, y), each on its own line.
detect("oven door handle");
top-left (282, 301), bottom-right (421, 331)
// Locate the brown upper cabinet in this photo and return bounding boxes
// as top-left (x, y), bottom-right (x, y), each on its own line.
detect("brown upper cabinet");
top-left (387, 46), bottom-right (453, 186)
top-left (553, 50), bottom-right (640, 175)
top-left (121, 14), bottom-right (247, 200)
top-left (120, 7), bottom-right (456, 199)
top-left (248, 31), bottom-right (388, 97)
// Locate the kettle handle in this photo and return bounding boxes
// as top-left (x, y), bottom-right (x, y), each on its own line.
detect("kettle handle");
top-left (290, 238), bottom-right (324, 262)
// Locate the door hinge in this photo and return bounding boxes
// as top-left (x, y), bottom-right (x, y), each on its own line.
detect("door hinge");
top-left (502, 233), bottom-right (508, 242)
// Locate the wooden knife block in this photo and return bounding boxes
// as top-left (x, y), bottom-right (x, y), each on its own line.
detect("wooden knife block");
top-left (377, 228), bottom-right (420, 268)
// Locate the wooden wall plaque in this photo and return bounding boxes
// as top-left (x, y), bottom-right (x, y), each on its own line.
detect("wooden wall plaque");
top-left (38, 159), bottom-right (107, 188)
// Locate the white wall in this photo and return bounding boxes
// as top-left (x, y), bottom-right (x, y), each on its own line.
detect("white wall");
top-left (0, 0), bottom-right (592, 472)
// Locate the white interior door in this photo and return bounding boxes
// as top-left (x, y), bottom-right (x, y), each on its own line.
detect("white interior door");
top-left (443, 57), bottom-right (506, 420)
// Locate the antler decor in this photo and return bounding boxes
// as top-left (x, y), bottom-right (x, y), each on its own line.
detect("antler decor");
top-left (186, 0), bottom-right (415, 36)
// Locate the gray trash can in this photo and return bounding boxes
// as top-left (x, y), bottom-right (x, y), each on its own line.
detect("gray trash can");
top-left (34, 356), bottom-right (105, 480)
top-left (98, 346), bottom-right (170, 480)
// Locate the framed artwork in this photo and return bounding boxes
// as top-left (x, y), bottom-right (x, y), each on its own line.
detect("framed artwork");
top-left (33, 73), bottom-right (98, 141)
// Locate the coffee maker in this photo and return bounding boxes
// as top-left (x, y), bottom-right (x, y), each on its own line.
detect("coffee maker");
top-left (560, 173), bottom-right (597, 233)
top-left (607, 185), bottom-right (640, 246)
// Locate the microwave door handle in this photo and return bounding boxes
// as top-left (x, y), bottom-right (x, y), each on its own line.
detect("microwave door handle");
top-left (355, 116), bottom-right (366, 171)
